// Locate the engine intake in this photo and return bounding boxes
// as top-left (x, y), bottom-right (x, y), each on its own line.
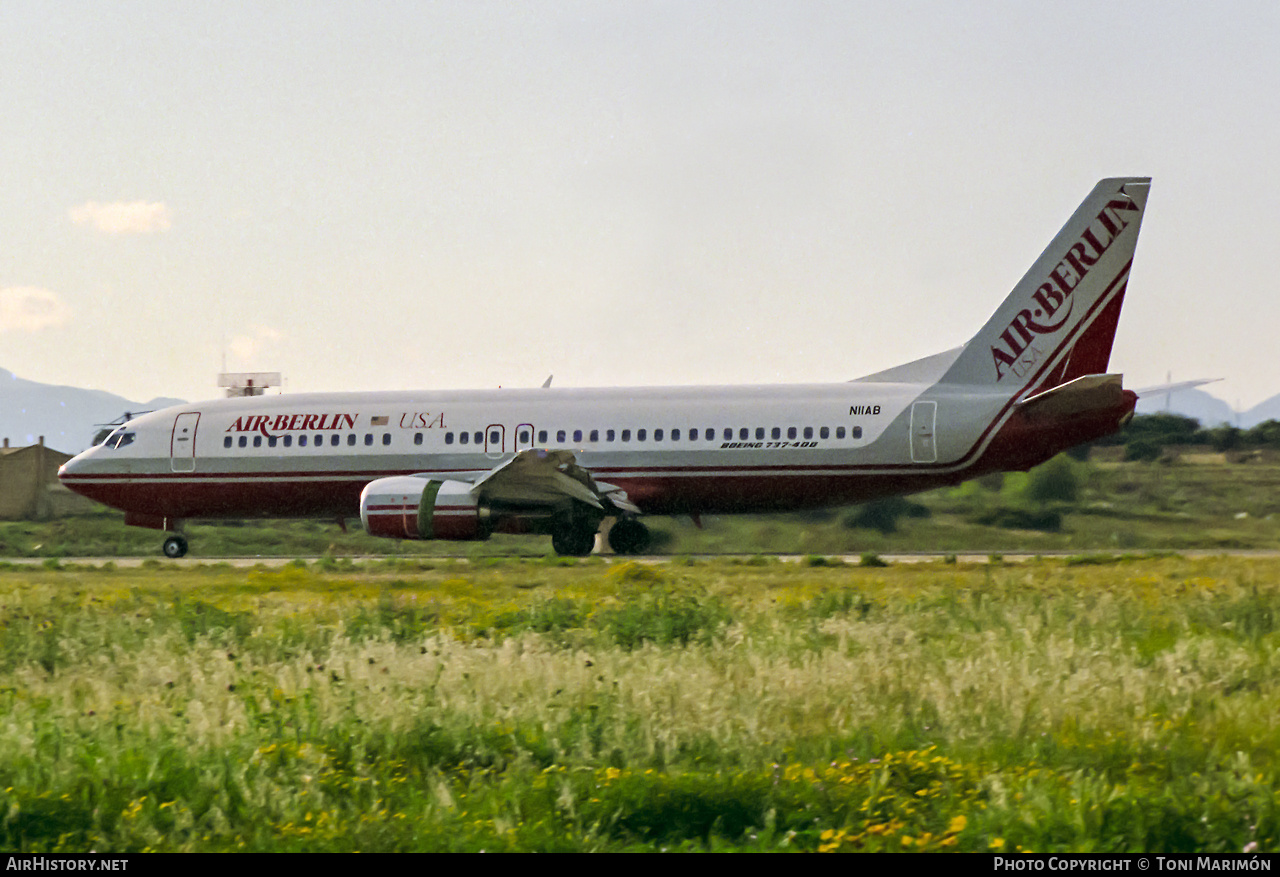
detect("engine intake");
top-left (360, 476), bottom-right (490, 541)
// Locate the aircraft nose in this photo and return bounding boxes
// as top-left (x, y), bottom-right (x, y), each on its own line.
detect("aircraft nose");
top-left (58, 448), bottom-right (93, 479)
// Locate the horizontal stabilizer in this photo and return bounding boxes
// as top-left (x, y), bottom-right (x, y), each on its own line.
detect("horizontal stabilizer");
top-left (1014, 373), bottom-right (1126, 421)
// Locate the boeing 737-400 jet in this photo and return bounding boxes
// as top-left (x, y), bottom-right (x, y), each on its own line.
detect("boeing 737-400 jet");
top-left (60, 177), bottom-right (1151, 558)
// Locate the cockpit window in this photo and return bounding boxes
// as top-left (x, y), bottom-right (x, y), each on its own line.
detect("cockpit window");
top-left (103, 428), bottom-right (136, 449)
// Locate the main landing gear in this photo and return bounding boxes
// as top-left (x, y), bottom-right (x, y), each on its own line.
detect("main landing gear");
top-left (162, 534), bottom-right (189, 559)
top-left (607, 518), bottom-right (652, 555)
top-left (549, 515), bottom-right (653, 557)
top-left (551, 522), bottom-right (596, 557)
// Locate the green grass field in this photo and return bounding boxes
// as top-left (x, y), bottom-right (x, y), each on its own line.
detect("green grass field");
top-left (0, 554), bottom-right (1277, 851)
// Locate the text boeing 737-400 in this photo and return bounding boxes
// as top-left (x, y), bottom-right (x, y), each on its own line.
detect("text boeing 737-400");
top-left (59, 177), bottom-right (1152, 558)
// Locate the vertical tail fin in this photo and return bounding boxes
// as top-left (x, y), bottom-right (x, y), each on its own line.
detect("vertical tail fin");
top-left (940, 177), bottom-right (1151, 394)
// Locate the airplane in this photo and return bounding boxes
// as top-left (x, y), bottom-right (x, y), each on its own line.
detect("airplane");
top-left (59, 176), bottom-right (1151, 559)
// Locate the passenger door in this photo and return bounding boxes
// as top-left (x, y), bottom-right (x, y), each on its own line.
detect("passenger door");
top-left (910, 401), bottom-right (937, 463)
top-left (485, 423), bottom-right (506, 459)
top-left (171, 412), bottom-right (200, 472)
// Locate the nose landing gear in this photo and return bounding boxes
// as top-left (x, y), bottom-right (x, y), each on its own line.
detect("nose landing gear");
top-left (162, 534), bottom-right (189, 559)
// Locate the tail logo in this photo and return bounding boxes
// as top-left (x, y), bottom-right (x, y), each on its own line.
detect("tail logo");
top-left (991, 185), bottom-right (1142, 381)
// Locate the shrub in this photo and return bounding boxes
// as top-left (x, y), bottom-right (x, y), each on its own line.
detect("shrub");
top-left (1026, 454), bottom-right (1080, 503)
top-left (842, 497), bottom-right (930, 534)
top-left (598, 591), bottom-right (731, 649)
top-left (1124, 439), bottom-right (1162, 462)
top-left (1201, 425), bottom-right (1242, 452)
top-left (975, 506), bottom-right (1062, 532)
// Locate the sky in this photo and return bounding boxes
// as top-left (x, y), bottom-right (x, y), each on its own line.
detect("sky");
top-left (2, 1), bottom-right (1278, 410)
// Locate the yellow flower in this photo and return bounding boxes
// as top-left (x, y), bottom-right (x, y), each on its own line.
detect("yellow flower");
top-left (947, 814), bottom-right (967, 834)
top-left (990, 838), bottom-right (1006, 850)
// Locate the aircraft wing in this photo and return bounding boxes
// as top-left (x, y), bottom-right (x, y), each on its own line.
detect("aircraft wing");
top-left (1133, 378), bottom-right (1222, 397)
top-left (1014, 373), bottom-right (1128, 421)
top-left (464, 448), bottom-right (642, 514)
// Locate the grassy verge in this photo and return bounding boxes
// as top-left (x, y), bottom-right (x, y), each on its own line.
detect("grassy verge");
top-left (0, 555), bottom-right (1276, 851)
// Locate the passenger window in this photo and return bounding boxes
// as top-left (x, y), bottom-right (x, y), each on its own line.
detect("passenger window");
top-left (638, 429), bottom-right (647, 441)
top-left (755, 427), bottom-right (765, 440)
top-left (689, 428), bottom-right (698, 441)
top-left (253, 436), bottom-right (262, 448)
top-left (589, 429), bottom-right (599, 442)
top-left (348, 434), bottom-right (356, 446)
top-left (557, 429), bottom-right (566, 442)
top-left (771, 427), bottom-right (780, 440)
top-left (837, 427), bottom-right (847, 439)
top-left (538, 430), bottom-right (548, 443)
top-left (283, 435), bottom-right (293, 448)
top-left (298, 435), bottom-right (306, 447)
top-left (383, 434), bottom-right (392, 446)
top-left (414, 433), bottom-right (423, 446)
top-left (331, 434), bottom-right (340, 447)
top-left (787, 427), bottom-right (797, 440)
top-left (488, 430), bottom-right (498, 445)
top-left (474, 431), bottom-right (483, 445)
top-left (574, 429), bottom-right (583, 442)
top-left (364, 434), bottom-right (373, 446)
top-left (738, 428), bottom-right (748, 440)
top-left (654, 429), bottom-right (663, 441)
top-left (607, 429), bottom-right (615, 442)
top-left (819, 427), bottom-right (828, 439)
top-left (672, 429), bottom-right (680, 441)
top-left (805, 426), bottom-right (815, 440)
top-left (224, 436), bottom-right (232, 449)
top-left (622, 429), bottom-right (631, 442)
top-left (239, 436), bottom-right (248, 448)
top-left (519, 430), bottom-right (530, 443)
top-left (269, 436), bottom-right (278, 448)
top-left (314, 435), bottom-right (323, 447)
top-left (460, 432), bottom-right (469, 445)
top-left (852, 426), bottom-right (862, 439)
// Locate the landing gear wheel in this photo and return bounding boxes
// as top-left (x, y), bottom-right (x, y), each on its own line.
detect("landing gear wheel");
top-left (162, 535), bottom-right (189, 559)
top-left (608, 518), bottom-right (652, 555)
top-left (552, 525), bottom-right (596, 557)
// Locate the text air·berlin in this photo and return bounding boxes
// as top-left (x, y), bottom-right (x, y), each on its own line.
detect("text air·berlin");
top-left (990, 187), bottom-right (1142, 380)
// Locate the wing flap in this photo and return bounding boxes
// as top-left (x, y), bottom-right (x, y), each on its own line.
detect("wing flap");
top-left (403, 449), bottom-right (640, 516)
top-left (471, 448), bottom-right (603, 509)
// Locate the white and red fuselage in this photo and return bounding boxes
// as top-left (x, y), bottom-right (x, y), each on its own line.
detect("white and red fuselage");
top-left (56, 372), bottom-right (1135, 527)
top-left (57, 177), bottom-right (1150, 552)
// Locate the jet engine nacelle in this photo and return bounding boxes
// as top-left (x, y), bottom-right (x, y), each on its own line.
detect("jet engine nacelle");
top-left (360, 476), bottom-right (491, 541)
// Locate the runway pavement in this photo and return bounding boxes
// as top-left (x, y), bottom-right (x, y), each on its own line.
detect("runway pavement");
top-left (5, 550), bottom-right (1280, 567)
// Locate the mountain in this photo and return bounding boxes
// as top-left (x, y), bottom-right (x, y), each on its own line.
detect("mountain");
top-left (0, 368), bottom-right (185, 454)
top-left (1239, 393), bottom-right (1280, 430)
top-left (1133, 387), bottom-right (1280, 430)
top-left (1135, 387), bottom-right (1237, 427)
